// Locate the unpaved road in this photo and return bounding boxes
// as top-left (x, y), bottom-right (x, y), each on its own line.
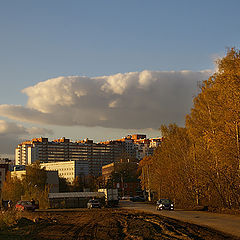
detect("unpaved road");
top-left (120, 200), bottom-right (240, 238)
top-left (0, 208), bottom-right (239, 240)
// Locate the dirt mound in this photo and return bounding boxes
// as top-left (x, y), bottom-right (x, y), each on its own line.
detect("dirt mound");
top-left (0, 209), bottom-right (238, 240)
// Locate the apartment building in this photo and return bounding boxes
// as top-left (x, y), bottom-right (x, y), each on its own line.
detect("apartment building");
top-left (134, 137), bottom-right (162, 160)
top-left (15, 135), bottom-right (161, 178)
top-left (15, 137), bottom-right (124, 177)
top-left (15, 142), bottom-right (33, 165)
top-left (101, 134), bottom-right (162, 161)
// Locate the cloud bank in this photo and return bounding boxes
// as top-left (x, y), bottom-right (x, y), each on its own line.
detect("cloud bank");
top-left (0, 120), bottom-right (53, 154)
top-left (0, 70), bottom-right (211, 129)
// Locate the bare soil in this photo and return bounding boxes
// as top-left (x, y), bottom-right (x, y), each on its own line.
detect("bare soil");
top-left (0, 209), bottom-right (239, 240)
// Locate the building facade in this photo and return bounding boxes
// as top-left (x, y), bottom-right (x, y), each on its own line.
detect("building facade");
top-left (100, 134), bottom-right (162, 161)
top-left (40, 160), bottom-right (89, 183)
top-left (102, 162), bottom-right (142, 197)
top-left (15, 135), bottom-right (162, 178)
top-left (15, 137), bottom-right (124, 177)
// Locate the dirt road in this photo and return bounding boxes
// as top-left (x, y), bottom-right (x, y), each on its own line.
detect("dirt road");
top-left (120, 200), bottom-right (240, 238)
top-left (0, 208), bottom-right (239, 240)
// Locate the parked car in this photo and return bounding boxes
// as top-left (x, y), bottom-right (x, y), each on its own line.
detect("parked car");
top-left (87, 199), bottom-right (101, 209)
top-left (130, 196), bottom-right (145, 202)
top-left (156, 199), bottom-right (174, 210)
top-left (15, 200), bottom-right (37, 211)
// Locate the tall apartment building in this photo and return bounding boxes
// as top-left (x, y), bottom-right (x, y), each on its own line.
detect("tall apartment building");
top-left (15, 142), bottom-right (33, 165)
top-left (15, 135), bottom-right (161, 177)
top-left (15, 137), bottom-right (124, 176)
top-left (100, 134), bottom-right (162, 161)
top-left (134, 137), bottom-right (162, 160)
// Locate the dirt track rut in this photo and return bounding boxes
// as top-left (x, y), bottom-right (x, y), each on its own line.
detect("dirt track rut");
top-left (0, 209), bottom-right (239, 240)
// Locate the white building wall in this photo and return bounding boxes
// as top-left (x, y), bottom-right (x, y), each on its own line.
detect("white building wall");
top-left (27, 147), bottom-right (32, 165)
top-left (40, 161), bottom-right (75, 183)
top-left (27, 147), bottom-right (38, 165)
top-left (11, 170), bottom-right (26, 180)
top-left (15, 144), bottom-right (32, 165)
top-left (15, 148), bottom-right (20, 165)
top-left (40, 161), bottom-right (89, 183)
top-left (21, 145), bottom-right (27, 165)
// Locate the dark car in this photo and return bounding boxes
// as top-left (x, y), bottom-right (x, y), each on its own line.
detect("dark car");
top-left (15, 200), bottom-right (37, 211)
top-left (87, 199), bottom-right (101, 209)
top-left (156, 199), bottom-right (174, 210)
top-left (131, 196), bottom-right (145, 202)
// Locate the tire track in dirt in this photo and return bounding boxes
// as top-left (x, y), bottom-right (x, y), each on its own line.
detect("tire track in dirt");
top-left (118, 212), bottom-right (192, 240)
top-left (1, 209), bottom-right (239, 240)
top-left (111, 210), bottom-right (238, 240)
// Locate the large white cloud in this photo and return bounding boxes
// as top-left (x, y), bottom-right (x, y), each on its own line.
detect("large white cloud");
top-left (0, 120), bottom-right (53, 154)
top-left (0, 70), bottom-right (211, 129)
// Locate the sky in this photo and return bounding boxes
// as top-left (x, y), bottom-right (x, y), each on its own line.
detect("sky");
top-left (0, 0), bottom-right (240, 158)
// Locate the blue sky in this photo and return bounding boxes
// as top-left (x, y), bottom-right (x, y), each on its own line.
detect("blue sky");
top-left (0, 0), bottom-right (240, 156)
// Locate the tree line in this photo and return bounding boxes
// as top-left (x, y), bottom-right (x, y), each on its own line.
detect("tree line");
top-left (2, 162), bottom-right (49, 209)
top-left (139, 48), bottom-right (240, 210)
top-left (1, 161), bottom-right (101, 209)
